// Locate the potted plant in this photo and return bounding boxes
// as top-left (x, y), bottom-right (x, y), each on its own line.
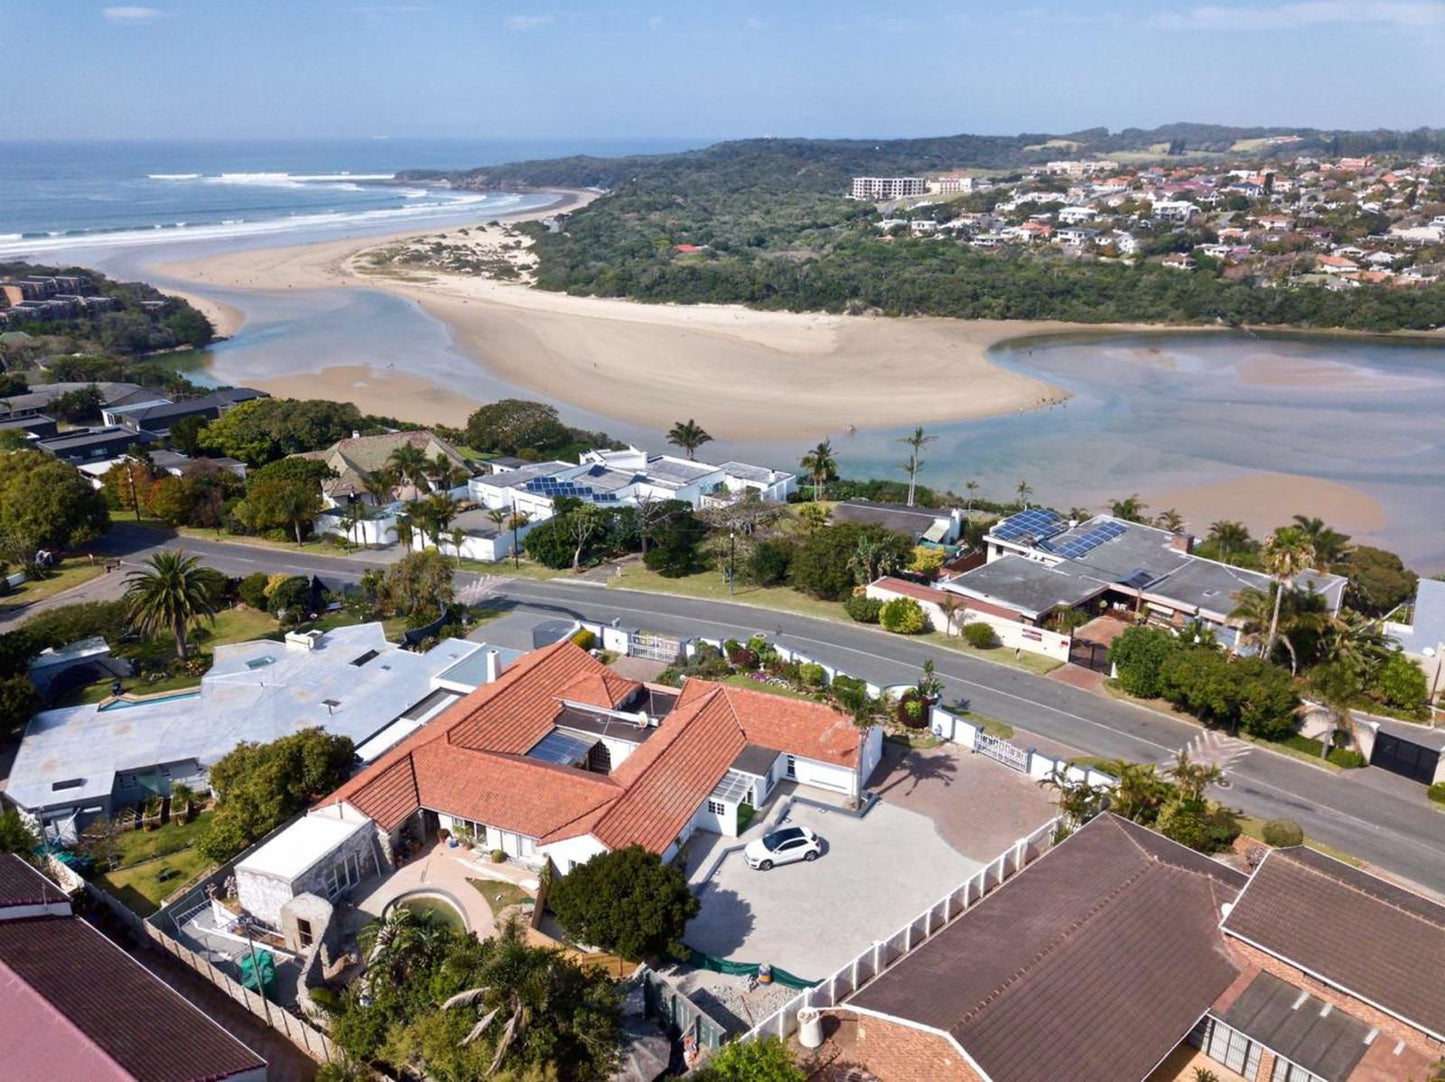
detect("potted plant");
top-left (170, 783), bottom-right (195, 824)
top-left (455, 827), bottom-right (475, 850)
top-left (141, 794), bottom-right (163, 831)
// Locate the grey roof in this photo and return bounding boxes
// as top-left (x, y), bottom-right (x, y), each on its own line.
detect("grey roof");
top-left (848, 816), bottom-right (1246, 1082)
top-left (730, 743), bottom-right (781, 775)
top-left (35, 426), bottom-right (140, 453)
top-left (1140, 557), bottom-right (1270, 619)
top-left (147, 449), bottom-right (194, 473)
top-left (556, 705), bottom-right (654, 745)
top-left (718, 460), bottom-right (786, 485)
top-left (642, 455), bottom-right (717, 487)
top-left (487, 456), bottom-right (529, 471)
top-left (0, 381), bottom-right (144, 413)
top-left (1216, 971), bottom-right (1372, 1082)
top-left (1045, 516), bottom-right (1189, 585)
top-left (947, 555), bottom-right (1107, 618)
top-left (487, 460), bottom-right (574, 489)
top-left (575, 463), bottom-right (641, 493)
top-left (8, 624), bottom-right (480, 813)
top-left (435, 644), bottom-right (524, 689)
top-left (1389, 578), bottom-right (1445, 655)
top-left (832, 500), bottom-right (948, 538)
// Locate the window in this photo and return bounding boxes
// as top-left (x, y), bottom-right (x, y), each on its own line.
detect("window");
top-left (296, 918), bottom-right (313, 948)
top-left (785, 755), bottom-right (797, 779)
top-left (1194, 1019), bottom-right (1262, 1081)
top-left (707, 800), bottom-right (726, 816)
top-left (1272, 1061), bottom-right (1325, 1082)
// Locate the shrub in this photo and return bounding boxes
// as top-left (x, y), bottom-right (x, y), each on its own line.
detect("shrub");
top-left (1109, 626), bottom-right (1178, 699)
top-left (695, 1036), bottom-right (805, 1082)
top-left (266, 575), bottom-right (310, 619)
top-left (844, 594), bottom-right (882, 623)
top-left (1156, 799), bottom-right (1240, 854)
top-left (727, 646), bottom-right (759, 670)
top-left (547, 845), bottom-right (700, 960)
top-left (570, 628), bottom-right (596, 651)
top-left (1326, 747), bottom-right (1367, 769)
top-left (962, 621), bottom-right (1000, 649)
top-left (1429, 782), bottom-right (1445, 805)
top-left (798, 662), bottom-right (827, 687)
top-left (879, 597), bottom-right (927, 635)
top-left (490, 849), bottom-right (505, 863)
top-left (1373, 651), bottom-right (1429, 716)
top-left (747, 538), bottom-right (793, 587)
top-left (1261, 818), bottom-right (1304, 847)
top-left (237, 572), bottom-right (269, 610)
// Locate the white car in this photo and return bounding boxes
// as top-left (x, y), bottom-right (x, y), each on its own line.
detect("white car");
top-left (744, 826), bottom-right (822, 870)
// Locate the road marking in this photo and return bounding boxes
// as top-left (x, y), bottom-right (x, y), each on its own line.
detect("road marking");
top-left (1169, 730), bottom-right (1252, 775)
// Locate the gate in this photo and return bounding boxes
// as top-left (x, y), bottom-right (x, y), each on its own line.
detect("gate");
top-left (1370, 731), bottom-right (1440, 785)
top-left (1069, 638), bottom-right (1111, 673)
top-left (629, 631), bottom-right (683, 663)
top-left (975, 732), bottom-right (1030, 773)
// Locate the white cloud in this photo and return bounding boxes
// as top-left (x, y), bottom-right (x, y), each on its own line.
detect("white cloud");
top-left (103, 6), bottom-right (163, 21)
top-left (504, 13), bottom-right (554, 31)
top-left (1153, 1), bottom-right (1445, 30)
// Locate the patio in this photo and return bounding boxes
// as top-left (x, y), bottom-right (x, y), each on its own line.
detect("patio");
top-left (341, 841), bottom-right (540, 942)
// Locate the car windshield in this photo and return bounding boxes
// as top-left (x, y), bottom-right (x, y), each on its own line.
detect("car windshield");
top-left (763, 828), bottom-right (803, 851)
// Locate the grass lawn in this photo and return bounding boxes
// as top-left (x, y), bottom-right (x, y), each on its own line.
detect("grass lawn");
top-left (198, 606), bottom-right (280, 647)
top-left (968, 713), bottom-right (1015, 740)
top-left (67, 670), bottom-right (202, 705)
top-left (1240, 733), bottom-right (1342, 773)
top-left (468, 877), bottom-right (532, 919)
top-left (93, 811), bottom-right (216, 916)
top-left (2, 556), bottom-right (106, 607)
top-left (721, 673), bottom-right (815, 701)
top-left (459, 557), bottom-right (574, 581)
top-left (923, 632), bottom-right (1064, 676)
top-left (1238, 815), bottom-right (1361, 867)
top-left (610, 564), bottom-right (848, 623)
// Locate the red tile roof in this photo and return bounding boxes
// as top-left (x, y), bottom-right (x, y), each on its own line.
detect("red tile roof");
top-left (323, 643), bottom-right (864, 854)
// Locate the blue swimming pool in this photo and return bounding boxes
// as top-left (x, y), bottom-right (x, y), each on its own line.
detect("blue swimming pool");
top-left (98, 690), bottom-right (201, 712)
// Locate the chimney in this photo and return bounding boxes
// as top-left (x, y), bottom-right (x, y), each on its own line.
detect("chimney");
top-left (484, 649), bottom-right (501, 684)
top-left (1170, 533), bottom-right (1194, 554)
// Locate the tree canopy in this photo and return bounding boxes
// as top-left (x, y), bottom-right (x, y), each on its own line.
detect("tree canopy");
top-left (547, 845), bottom-right (700, 961)
top-left (197, 398), bottom-right (369, 465)
top-left (0, 450), bottom-right (109, 566)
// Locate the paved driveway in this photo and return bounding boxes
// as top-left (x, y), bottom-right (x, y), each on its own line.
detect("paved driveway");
top-left (685, 801), bottom-right (979, 982)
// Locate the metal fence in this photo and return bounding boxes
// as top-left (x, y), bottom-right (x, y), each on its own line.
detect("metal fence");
top-left (739, 817), bottom-right (1060, 1044)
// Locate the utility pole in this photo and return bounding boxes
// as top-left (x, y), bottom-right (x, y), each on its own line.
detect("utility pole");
top-left (728, 528), bottom-right (736, 597)
top-left (240, 919), bottom-right (273, 1027)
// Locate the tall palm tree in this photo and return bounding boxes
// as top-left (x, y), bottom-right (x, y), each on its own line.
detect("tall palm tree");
top-left (1208, 520), bottom-right (1252, 564)
top-left (1291, 515), bottom-right (1351, 568)
top-left (123, 552), bottom-right (224, 661)
top-left (1261, 527), bottom-right (1317, 659)
top-left (1109, 494), bottom-right (1148, 522)
top-left (898, 426), bottom-right (936, 508)
top-left (363, 466), bottom-right (399, 509)
top-left (449, 526), bottom-right (467, 566)
top-left (666, 419), bottom-right (713, 460)
top-left (963, 480), bottom-right (980, 513)
top-left (1154, 508), bottom-right (1185, 534)
top-left (387, 442), bottom-right (430, 495)
top-left (800, 439), bottom-right (837, 502)
top-left (1231, 585), bottom-right (1329, 674)
top-left (1015, 479), bottom-right (1033, 509)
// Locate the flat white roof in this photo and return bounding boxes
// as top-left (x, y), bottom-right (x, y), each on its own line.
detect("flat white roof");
top-left (236, 813), bottom-right (367, 882)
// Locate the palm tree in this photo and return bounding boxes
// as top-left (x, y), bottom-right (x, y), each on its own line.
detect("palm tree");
top-left (799, 439), bottom-right (837, 502)
top-left (1291, 515), bottom-right (1351, 568)
top-left (1154, 508), bottom-right (1185, 534)
top-left (1015, 479), bottom-right (1033, 509)
top-left (1305, 661), bottom-right (1366, 758)
top-left (1109, 494), bottom-right (1148, 522)
top-left (387, 442), bottom-right (430, 495)
top-left (425, 452), bottom-right (468, 493)
top-left (963, 480), bottom-right (980, 513)
top-left (1230, 584), bottom-right (1330, 674)
top-left (1261, 527), bottom-right (1317, 659)
top-left (1322, 610), bottom-right (1391, 682)
top-left (898, 426), bottom-right (936, 508)
top-left (1208, 520), bottom-right (1252, 564)
top-left (1166, 749), bottom-right (1222, 805)
top-left (666, 419), bottom-right (713, 460)
top-left (449, 526), bottom-right (467, 566)
top-left (363, 466), bottom-right (399, 509)
top-left (940, 592), bottom-right (968, 636)
top-left (337, 507), bottom-right (359, 552)
top-left (123, 552), bottom-right (224, 661)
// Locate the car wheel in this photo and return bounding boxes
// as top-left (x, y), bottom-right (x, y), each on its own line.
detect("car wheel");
top-left (804, 850), bottom-right (818, 862)
top-left (759, 860), bottom-right (773, 871)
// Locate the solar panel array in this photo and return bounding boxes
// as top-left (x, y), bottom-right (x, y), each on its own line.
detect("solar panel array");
top-left (1044, 519), bottom-right (1128, 558)
top-left (523, 477), bottom-right (621, 503)
top-left (527, 729), bottom-right (596, 766)
top-left (992, 507), bottom-right (1066, 543)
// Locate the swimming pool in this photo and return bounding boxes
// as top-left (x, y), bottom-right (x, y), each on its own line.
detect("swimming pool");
top-left (385, 890), bottom-right (468, 932)
top-left (98, 690), bottom-right (202, 712)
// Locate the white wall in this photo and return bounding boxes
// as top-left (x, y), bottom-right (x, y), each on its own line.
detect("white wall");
top-left (860, 726), bottom-right (885, 786)
top-left (793, 757), bottom-right (858, 797)
top-left (539, 833), bottom-right (610, 874)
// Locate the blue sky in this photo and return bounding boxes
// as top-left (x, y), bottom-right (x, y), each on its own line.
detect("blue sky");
top-left (3, 1), bottom-right (1444, 140)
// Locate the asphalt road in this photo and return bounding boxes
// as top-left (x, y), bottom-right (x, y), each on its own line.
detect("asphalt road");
top-left (38, 525), bottom-right (1445, 894)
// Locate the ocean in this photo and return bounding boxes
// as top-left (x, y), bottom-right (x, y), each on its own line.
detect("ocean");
top-left (0, 137), bottom-right (699, 259)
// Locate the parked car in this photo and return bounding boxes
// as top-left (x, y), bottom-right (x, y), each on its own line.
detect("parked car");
top-left (744, 826), bottom-right (822, 870)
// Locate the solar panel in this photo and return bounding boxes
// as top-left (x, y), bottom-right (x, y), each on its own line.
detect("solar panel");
top-left (526, 729), bottom-right (597, 766)
top-left (992, 507), bottom-right (1065, 543)
top-left (1049, 520), bottom-right (1129, 558)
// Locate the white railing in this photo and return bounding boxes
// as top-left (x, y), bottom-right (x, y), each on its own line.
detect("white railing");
top-left (739, 816), bottom-right (1061, 1044)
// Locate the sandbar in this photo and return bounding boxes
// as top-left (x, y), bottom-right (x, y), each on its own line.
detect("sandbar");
top-left (1147, 471), bottom-right (1387, 538)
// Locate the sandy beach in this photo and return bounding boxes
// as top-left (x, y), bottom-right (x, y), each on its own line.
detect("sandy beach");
top-left (1149, 472), bottom-right (1387, 538)
top-left (153, 194), bottom-right (1084, 441)
top-left (158, 286), bottom-right (246, 339)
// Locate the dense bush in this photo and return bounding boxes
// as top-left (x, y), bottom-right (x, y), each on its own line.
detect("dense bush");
top-left (1109, 626), bottom-right (1177, 699)
top-left (1261, 818), bottom-right (1304, 847)
top-left (265, 575), bottom-right (311, 621)
top-left (1155, 799), bottom-right (1240, 854)
top-left (747, 538), bottom-right (794, 586)
top-left (547, 845), bottom-right (699, 961)
top-left (1374, 651), bottom-right (1429, 715)
top-left (879, 597), bottom-right (927, 634)
top-left (693, 1035), bottom-right (806, 1082)
top-left (798, 662), bottom-right (827, 687)
top-left (790, 523), bottom-right (912, 601)
top-left (1326, 748), bottom-right (1368, 769)
top-left (237, 572), bottom-right (270, 611)
top-left (1429, 782), bottom-right (1445, 805)
top-left (844, 594), bottom-right (882, 623)
top-left (963, 621), bottom-right (1000, 649)
top-left (571, 628), bottom-right (596, 651)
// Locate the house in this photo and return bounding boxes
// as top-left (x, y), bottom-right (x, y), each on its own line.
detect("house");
top-left (103, 387), bottom-right (268, 436)
top-left (0, 381), bottom-right (149, 421)
top-left (253, 640), bottom-right (884, 924)
top-left (1316, 254), bottom-right (1360, 275)
top-left (968, 510), bottom-right (1345, 647)
top-left (1055, 226), bottom-right (1098, 247)
top-left (0, 413), bottom-right (58, 440)
top-left (807, 814), bottom-right (1443, 1082)
top-left (830, 500), bottom-right (963, 544)
top-left (1151, 199), bottom-right (1199, 223)
top-left (1162, 253), bottom-right (1197, 271)
top-left (303, 429), bottom-right (474, 545)
top-left (0, 853), bottom-right (266, 1082)
top-left (1056, 206), bottom-right (1096, 224)
top-left (34, 425), bottom-right (145, 465)
top-left (6, 624), bottom-right (494, 841)
top-left (851, 177), bottom-right (927, 200)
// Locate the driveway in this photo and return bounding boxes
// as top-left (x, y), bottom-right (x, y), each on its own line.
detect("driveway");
top-left (869, 742), bottom-right (1059, 863)
top-left (685, 801), bottom-right (979, 982)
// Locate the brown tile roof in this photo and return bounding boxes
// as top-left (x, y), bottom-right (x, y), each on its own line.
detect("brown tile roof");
top-left (872, 576), bottom-right (951, 605)
top-left (0, 853), bottom-right (68, 908)
top-left (848, 815), bottom-right (1246, 1082)
top-left (0, 915), bottom-right (264, 1082)
top-left (1222, 846), bottom-right (1445, 1041)
top-left (298, 429), bottom-right (469, 500)
top-left (323, 644), bottom-right (864, 855)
